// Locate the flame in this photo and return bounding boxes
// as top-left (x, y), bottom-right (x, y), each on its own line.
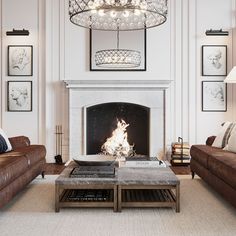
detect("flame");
top-left (101, 119), bottom-right (134, 158)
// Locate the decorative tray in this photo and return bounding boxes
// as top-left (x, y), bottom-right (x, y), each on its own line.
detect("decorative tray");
top-left (73, 155), bottom-right (116, 166)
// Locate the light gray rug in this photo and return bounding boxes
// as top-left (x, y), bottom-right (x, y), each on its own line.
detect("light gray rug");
top-left (0, 175), bottom-right (236, 236)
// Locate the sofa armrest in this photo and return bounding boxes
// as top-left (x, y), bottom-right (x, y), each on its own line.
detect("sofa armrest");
top-left (9, 136), bottom-right (30, 150)
top-left (206, 136), bottom-right (216, 146)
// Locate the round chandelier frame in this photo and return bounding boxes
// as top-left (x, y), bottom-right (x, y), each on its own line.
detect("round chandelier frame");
top-left (69, 0), bottom-right (168, 31)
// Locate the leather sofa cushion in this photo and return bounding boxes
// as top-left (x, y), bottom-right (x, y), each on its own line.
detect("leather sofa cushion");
top-left (0, 153), bottom-right (28, 190)
top-left (208, 152), bottom-right (236, 190)
top-left (15, 145), bottom-right (46, 167)
top-left (190, 145), bottom-right (224, 168)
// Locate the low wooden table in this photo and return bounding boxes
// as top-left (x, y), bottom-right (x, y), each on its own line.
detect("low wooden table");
top-left (117, 167), bottom-right (180, 212)
top-left (55, 162), bottom-right (180, 212)
top-left (55, 162), bottom-right (118, 212)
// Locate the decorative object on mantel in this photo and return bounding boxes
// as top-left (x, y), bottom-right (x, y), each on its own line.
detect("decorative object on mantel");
top-left (95, 29), bottom-right (141, 68)
top-left (69, 0), bottom-right (168, 31)
top-left (6, 28), bottom-right (29, 36)
top-left (224, 67), bottom-right (236, 83)
top-left (205, 29), bottom-right (229, 36)
top-left (90, 29), bottom-right (146, 71)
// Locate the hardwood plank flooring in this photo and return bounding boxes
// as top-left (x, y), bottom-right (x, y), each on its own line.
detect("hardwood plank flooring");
top-left (43, 163), bottom-right (191, 175)
top-left (43, 163), bottom-right (65, 175)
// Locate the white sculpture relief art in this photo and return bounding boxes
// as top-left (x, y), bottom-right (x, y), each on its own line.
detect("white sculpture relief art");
top-left (8, 81), bottom-right (32, 112)
top-left (8, 46), bottom-right (33, 76)
top-left (202, 46), bottom-right (227, 76)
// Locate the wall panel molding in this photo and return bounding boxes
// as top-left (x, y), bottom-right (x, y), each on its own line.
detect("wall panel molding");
top-left (38, 0), bottom-right (46, 145)
top-left (0, 0), bottom-right (2, 127)
top-left (188, 0), bottom-right (197, 144)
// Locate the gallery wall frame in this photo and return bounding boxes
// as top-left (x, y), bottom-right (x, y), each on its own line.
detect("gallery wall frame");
top-left (202, 81), bottom-right (227, 112)
top-left (90, 29), bottom-right (147, 71)
top-left (8, 45), bottom-right (33, 76)
top-left (202, 45), bottom-right (227, 76)
top-left (7, 81), bottom-right (32, 112)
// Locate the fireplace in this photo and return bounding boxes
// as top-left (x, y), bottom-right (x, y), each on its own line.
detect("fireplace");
top-left (65, 80), bottom-right (170, 160)
top-left (86, 102), bottom-right (150, 156)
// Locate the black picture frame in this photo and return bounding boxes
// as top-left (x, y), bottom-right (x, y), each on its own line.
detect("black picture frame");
top-left (90, 29), bottom-right (147, 71)
top-left (8, 45), bottom-right (33, 76)
top-left (202, 45), bottom-right (227, 76)
top-left (202, 81), bottom-right (227, 112)
top-left (7, 81), bottom-right (33, 112)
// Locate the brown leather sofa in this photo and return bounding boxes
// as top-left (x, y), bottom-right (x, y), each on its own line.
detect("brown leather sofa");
top-left (0, 136), bottom-right (46, 208)
top-left (190, 136), bottom-right (236, 208)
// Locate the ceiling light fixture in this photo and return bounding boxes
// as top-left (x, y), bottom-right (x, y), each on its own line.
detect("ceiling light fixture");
top-left (69, 0), bottom-right (168, 31)
top-left (95, 29), bottom-right (141, 68)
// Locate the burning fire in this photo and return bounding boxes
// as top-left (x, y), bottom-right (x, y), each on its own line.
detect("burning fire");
top-left (101, 119), bottom-right (135, 158)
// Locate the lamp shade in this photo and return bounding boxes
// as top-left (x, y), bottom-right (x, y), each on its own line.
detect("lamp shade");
top-left (224, 67), bottom-right (236, 83)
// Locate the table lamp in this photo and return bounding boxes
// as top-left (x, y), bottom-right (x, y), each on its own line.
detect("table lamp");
top-left (224, 67), bottom-right (236, 83)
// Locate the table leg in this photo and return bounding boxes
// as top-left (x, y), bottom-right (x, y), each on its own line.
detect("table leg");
top-left (176, 184), bottom-right (180, 213)
top-left (113, 185), bottom-right (118, 212)
top-left (55, 184), bottom-right (60, 213)
top-left (117, 185), bottom-right (122, 212)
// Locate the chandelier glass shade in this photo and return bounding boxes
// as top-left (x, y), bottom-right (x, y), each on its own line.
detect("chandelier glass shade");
top-left (95, 49), bottom-right (141, 68)
top-left (69, 0), bottom-right (168, 31)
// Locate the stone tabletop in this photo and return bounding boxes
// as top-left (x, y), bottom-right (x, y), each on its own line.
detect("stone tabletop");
top-left (56, 162), bottom-right (118, 185)
top-left (56, 162), bottom-right (179, 186)
top-left (117, 167), bottom-right (179, 185)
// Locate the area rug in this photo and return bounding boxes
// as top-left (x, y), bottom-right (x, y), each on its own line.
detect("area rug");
top-left (0, 175), bottom-right (235, 236)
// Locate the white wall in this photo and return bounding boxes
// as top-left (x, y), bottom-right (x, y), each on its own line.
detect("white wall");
top-left (0, 0), bottom-right (40, 143)
top-left (1, 0), bottom-right (236, 162)
top-left (195, 0), bottom-right (236, 143)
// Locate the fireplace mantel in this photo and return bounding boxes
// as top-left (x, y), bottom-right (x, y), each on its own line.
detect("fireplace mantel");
top-left (64, 80), bottom-right (172, 90)
top-left (65, 79), bottom-right (171, 160)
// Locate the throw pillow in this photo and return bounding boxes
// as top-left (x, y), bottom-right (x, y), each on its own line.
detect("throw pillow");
top-left (223, 126), bottom-right (236, 153)
top-left (212, 122), bottom-right (236, 148)
top-left (0, 129), bottom-right (12, 153)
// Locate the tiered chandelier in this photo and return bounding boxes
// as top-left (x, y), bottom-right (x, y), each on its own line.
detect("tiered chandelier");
top-left (69, 0), bottom-right (168, 31)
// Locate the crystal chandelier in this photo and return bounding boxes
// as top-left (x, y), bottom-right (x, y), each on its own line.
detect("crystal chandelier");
top-left (69, 0), bottom-right (168, 31)
top-left (95, 29), bottom-right (141, 68)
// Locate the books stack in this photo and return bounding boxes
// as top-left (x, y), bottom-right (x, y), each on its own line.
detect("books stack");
top-left (171, 140), bottom-right (191, 165)
top-left (122, 156), bottom-right (166, 168)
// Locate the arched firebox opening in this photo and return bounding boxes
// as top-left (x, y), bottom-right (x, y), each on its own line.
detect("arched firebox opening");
top-left (86, 102), bottom-right (150, 156)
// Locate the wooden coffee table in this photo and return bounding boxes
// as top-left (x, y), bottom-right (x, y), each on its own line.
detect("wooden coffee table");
top-left (55, 162), bottom-right (180, 212)
top-left (55, 162), bottom-right (118, 212)
top-left (117, 167), bottom-right (180, 212)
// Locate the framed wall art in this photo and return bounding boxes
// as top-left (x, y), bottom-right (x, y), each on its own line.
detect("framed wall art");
top-left (7, 81), bottom-right (32, 112)
top-left (90, 29), bottom-right (146, 71)
top-left (8, 45), bottom-right (33, 76)
top-left (202, 45), bottom-right (227, 76)
top-left (202, 81), bottom-right (227, 112)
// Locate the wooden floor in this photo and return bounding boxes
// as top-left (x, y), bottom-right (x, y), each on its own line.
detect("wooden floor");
top-left (43, 163), bottom-right (191, 175)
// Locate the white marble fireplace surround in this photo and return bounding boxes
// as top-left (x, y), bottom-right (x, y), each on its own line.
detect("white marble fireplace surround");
top-left (65, 80), bottom-right (171, 160)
